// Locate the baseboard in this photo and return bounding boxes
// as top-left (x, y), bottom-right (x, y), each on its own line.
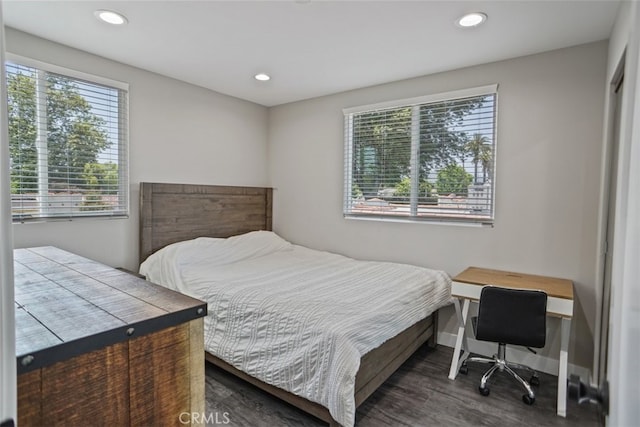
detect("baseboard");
top-left (437, 331), bottom-right (591, 380)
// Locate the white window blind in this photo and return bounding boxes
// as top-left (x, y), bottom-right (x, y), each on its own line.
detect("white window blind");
top-left (6, 59), bottom-right (129, 222)
top-left (344, 85), bottom-right (497, 224)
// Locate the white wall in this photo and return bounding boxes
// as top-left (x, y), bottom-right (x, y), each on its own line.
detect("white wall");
top-left (6, 28), bottom-right (269, 271)
top-left (268, 42), bottom-right (608, 370)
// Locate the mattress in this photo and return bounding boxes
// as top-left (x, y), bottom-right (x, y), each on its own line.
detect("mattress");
top-left (140, 231), bottom-right (451, 426)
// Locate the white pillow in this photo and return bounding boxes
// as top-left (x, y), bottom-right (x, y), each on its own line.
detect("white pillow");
top-left (225, 230), bottom-right (292, 257)
top-left (139, 231), bottom-right (292, 287)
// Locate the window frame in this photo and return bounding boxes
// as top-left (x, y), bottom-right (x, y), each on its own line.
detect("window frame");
top-left (343, 84), bottom-right (498, 225)
top-left (6, 54), bottom-right (130, 223)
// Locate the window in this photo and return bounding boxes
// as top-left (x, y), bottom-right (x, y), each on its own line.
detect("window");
top-left (344, 85), bottom-right (497, 224)
top-left (6, 57), bottom-right (129, 222)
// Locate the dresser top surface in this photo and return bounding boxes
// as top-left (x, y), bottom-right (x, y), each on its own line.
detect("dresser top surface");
top-left (14, 246), bottom-right (207, 373)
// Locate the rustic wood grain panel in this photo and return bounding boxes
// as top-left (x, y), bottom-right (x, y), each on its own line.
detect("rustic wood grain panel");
top-left (427, 309), bottom-right (438, 348)
top-left (16, 285), bottom-right (125, 343)
top-left (190, 318), bottom-right (205, 426)
top-left (15, 248), bottom-right (187, 323)
top-left (15, 281), bottom-right (125, 342)
top-left (18, 369), bottom-right (42, 426)
top-left (356, 316), bottom-right (433, 393)
top-left (20, 259), bottom-right (67, 275)
top-left (97, 269), bottom-right (206, 314)
top-left (15, 305), bottom-right (62, 356)
top-left (129, 324), bottom-right (192, 426)
top-left (41, 342), bottom-right (130, 426)
top-left (355, 321), bottom-right (434, 407)
top-left (29, 246), bottom-right (115, 276)
top-left (13, 248), bottom-right (45, 263)
top-left (265, 187), bottom-right (273, 231)
top-left (47, 272), bottom-right (167, 324)
top-left (139, 182), bottom-right (273, 263)
top-left (19, 329), bottom-right (203, 426)
top-left (129, 323), bottom-right (190, 357)
top-left (13, 261), bottom-right (50, 287)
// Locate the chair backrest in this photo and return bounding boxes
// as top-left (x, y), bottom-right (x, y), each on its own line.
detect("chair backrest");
top-left (475, 286), bottom-right (547, 348)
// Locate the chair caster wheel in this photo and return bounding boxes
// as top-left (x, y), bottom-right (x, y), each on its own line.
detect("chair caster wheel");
top-left (478, 386), bottom-right (490, 396)
top-left (459, 365), bottom-right (468, 375)
top-left (530, 375), bottom-right (540, 387)
top-left (522, 394), bottom-right (535, 405)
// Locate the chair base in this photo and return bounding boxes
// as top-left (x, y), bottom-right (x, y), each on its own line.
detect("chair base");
top-left (461, 343), bottom-right (538, 405)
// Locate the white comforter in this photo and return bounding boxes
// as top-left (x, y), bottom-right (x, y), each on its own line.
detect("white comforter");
top-left (140, 231), bottom-right (451, 427)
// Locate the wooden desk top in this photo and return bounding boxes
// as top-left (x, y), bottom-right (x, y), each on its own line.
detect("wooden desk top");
top-left (14, 246), bottom-right (207, 374)
top-left (453, 266), bottom-right (574, 300)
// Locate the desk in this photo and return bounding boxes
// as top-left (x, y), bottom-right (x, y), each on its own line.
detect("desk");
top-left (448, 267), bottom-right (574, 417)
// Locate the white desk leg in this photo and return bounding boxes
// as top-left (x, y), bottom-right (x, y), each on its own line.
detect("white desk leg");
top-left (557, 317), bottom-right (571, 417)
top-left (448, 298), bottom-right (470, 380)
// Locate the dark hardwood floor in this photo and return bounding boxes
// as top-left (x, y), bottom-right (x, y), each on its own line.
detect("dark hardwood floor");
top-left (205, 344), bottom-right (603, 426)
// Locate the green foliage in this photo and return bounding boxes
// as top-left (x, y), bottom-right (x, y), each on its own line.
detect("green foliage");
top-left (465, 133), bottom-right (492, 184)
top-left (394, 177), bottom-right (433, 199)
top-left (7, 71), bottom-right (110, 194)
top-left (394, 177), bottom-right (411, 197)
top-left (82, 162), bottom-right (119, 194)
top-left (79, 162), bottom-right (118, 211)
top-left (352, 107), bottom-right (412, 197)
top-left (479, 144), bottom-right (493, 184)
top-left (351, 182), bottom-right (363, 199)
top-left (80, 193), bottom-right (109, 211)
top-left (436, 164), bottom-right (473, 196)
top-left (7, 73), bottom-right (38, 193)
top-left (418, 97), bottom-right (484, 180)
top-left (350, 96), bottom-right (487, 199)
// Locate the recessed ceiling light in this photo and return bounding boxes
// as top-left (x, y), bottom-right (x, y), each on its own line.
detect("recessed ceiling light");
top-left (95, 10), bottom-right (128, 25)
top-left (456, 12), bottom-right (487, 28)
top-left (254, 73), bottom-right (271, 81)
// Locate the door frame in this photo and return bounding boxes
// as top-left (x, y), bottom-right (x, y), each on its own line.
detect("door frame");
top-left (593, 55), bottom-right (625, 387)
top-left (605, 1), bottom-right (640, 424)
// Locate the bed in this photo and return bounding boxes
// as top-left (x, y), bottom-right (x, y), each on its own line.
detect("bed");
top-left (138, 182), bottom-right (452, 427)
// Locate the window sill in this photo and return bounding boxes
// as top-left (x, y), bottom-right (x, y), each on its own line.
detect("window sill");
top-left (344, 214), bottom-right (493, 228)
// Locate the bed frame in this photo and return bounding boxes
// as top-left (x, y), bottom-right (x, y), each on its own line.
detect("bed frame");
top-left (139, 182), bottom-right (438, 426)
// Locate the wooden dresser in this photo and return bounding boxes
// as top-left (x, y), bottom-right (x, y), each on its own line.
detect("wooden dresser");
top-left (14, 246), bottom-right (207, 426)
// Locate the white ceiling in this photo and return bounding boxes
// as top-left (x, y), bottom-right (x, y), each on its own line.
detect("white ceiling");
top-left (3, 0), bottom-right (620, 107)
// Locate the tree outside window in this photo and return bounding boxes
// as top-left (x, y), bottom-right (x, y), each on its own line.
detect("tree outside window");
top-left (344, 87), bottom-right (497, 223)
top-left (6, 61), bottom-right (128, 221)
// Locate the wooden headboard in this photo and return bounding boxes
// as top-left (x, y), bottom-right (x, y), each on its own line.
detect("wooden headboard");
top-left (139, 182), bottom-right (273, 264)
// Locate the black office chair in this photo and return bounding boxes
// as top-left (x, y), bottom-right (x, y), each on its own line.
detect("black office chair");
top-left (460, 286), bottom-right (547, 405)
